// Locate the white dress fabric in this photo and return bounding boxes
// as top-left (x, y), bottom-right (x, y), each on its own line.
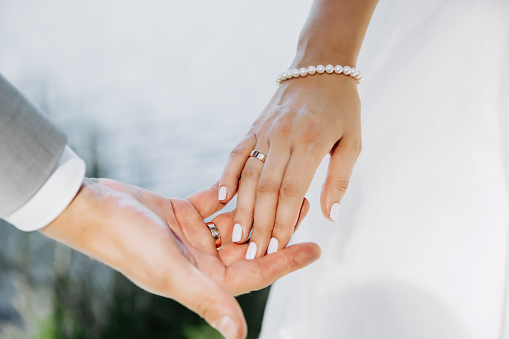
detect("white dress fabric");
top-left (261, 1), bottom-right (509, 338)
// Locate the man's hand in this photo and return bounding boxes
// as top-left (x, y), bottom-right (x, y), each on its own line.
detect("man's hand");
top-left (40, 178), bottom-right (321, 339)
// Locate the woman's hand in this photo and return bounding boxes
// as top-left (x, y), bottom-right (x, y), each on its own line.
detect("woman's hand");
top-left (41, 179), bottom-right (320, 339)
top-left (218, 73), bottom-right (361, 259)
top-left (217, 0), bottom-right (377, 259)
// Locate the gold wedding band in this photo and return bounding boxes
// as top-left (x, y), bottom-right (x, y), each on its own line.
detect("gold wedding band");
top-left (250, 150), bottom-right (267, 163)
top-left (207, 222), bottom-right (222, 248)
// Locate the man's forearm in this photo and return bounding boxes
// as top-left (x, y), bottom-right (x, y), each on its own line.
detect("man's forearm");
top-left (292, 0), bottom-right (378, 67)
top-left (0, 74), bottom-right (86, 231)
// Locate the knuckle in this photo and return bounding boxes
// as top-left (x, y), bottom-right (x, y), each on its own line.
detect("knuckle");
top-left (347, 139), bottom-right (362, 158)
top-left (273, 221), bottom-right (295, 243)
top-left (302, 125), bottom-right (321, 144)
top-left (229, 145), bottom-right (245, 158)
top-left (235, 202), bottom-right (253, 217)
top-left (270, 113), bottom-right (296, 138)
top-left (257, 178), bottom-right (278, 194)
top-left (250, 228), bottom-right (271, 243)
top-left (273, 223), bottom-right (293, 239)
top-left (196, 295), bottom-right (217, 320)
top-left (241, 166), bottom-right (259, 181)
top-left (143, 268), bottom-right (175, 296)
top-left (273, 221), bottom-right (289, 232)
top-left (222, 167), bottom-right (238, 182)
top-left (280, 182), bottom-right (299, 198)
top-left (235, 208), bottom-right (252, 222)
top-left (345, 138), bottom-right (363, 156)
top-left (328, 178), bottom-right (350, 194)
top-left (295, 114), bottom-right (323, 145)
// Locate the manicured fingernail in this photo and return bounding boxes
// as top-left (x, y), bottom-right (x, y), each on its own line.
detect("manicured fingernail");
top-left (267, 238), bottom-right (278, 254)
top-left (213, 316), bottom-right (237, 339)
top-left (232, 223), bottom-right (243, 242)
top-left (330, 202), bottom-right (340, 222)
top-left (218, 186), bottom-right (227, 201)
top-left (245, 242), bottom-right (257, 260)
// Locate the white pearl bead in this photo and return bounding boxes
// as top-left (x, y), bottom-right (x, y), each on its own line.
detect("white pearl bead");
top-left (276, 65), bottom-right (362, 85)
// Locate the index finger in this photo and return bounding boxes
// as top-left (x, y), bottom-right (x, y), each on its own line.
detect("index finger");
top-left (218, 133), bottom-right (257, 203)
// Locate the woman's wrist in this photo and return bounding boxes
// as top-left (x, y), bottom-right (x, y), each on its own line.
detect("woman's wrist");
top-left (291, 39), bottom-right (360, 68)
top-left (285, 46), bottom-right (362, 86)
top-left (290, 46), bottom-right (358, 70)
top-left (290, 0), bottom-right (378, 69)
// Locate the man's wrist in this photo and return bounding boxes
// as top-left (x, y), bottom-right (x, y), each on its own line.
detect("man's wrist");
top-left (4, 146), bottom-right (86, 231)
top-left (40, 178), bottom-right (131, 273)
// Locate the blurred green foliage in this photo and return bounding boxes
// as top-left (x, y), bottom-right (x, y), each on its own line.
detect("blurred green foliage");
top-left (48, 268), bottom-right (270, 339)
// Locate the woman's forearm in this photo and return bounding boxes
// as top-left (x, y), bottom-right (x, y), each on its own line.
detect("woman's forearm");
top-left (292, 0), bottom-right (378, 67)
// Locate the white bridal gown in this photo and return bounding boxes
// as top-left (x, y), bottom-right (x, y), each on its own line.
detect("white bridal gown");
top-left (260, 1), bottom-right (509, 338)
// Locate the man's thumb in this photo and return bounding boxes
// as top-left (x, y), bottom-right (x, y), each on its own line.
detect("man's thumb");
top-left (174, 266), bottom-right (247, 339)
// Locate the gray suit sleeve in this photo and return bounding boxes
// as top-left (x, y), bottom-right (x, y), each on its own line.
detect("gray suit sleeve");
top-left (0, 73), bottom-right (67, 218)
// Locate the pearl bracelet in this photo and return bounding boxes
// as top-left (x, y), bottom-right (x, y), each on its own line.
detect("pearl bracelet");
top-left (276, 64), bottom-right (362, 85)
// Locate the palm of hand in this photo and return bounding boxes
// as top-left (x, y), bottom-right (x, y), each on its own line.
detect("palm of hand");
top-left (78, 179), bottom-right (320, 339)
top-left (96, 179), bottom-right (319, 296)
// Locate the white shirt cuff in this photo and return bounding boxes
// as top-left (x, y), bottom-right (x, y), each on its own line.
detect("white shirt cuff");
top-left (4, 145), bottom-right (86, 231)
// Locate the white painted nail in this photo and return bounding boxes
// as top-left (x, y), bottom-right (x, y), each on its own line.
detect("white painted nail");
top-left (213, 316), bottom-right (237, 339)
top-left (218, 186), bottom-right (227, 201)
top-left (267, 238), bottom-right (278, 254)
top-left (330, 202), bottom-right (340, 222)
top-left (232, 223), bottom-right (243, 242)
top-left (245, 242), bottom-right (257, 260)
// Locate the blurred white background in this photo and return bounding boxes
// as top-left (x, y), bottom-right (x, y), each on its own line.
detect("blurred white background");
top-left (0, 0), bottom-right (311, 196)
